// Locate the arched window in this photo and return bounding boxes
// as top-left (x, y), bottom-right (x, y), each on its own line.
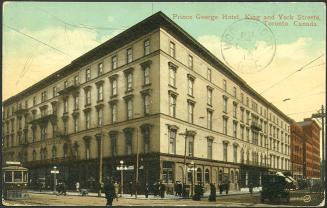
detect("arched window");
top-left (32, 149), bottom-right (36, 161)
top-left (63, 143), bottom-right (68, 158)
top-left (240, 148), bottom-right (244, 163)
top-left (44, 148), bottom-right (48, 160)
top-left (205, 169), bottom-right (210, 184)
top-left (73, 142), bottom-right (79, 158)
top-left (52, 146), bottom-right (57, 159)
top-left (196, 168), bottom-right (202, 185)
top-left (231, 170), bottom-right (234, 183)
top-left (246, 150), bottom-right (250, 164)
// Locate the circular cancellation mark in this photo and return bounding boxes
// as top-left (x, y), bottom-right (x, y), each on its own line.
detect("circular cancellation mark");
top-left (221, 18), bottom-right (276, 74)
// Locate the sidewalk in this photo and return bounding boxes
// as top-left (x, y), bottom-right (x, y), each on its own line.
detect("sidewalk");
top-left (27, 188), bottom-right (260, 200)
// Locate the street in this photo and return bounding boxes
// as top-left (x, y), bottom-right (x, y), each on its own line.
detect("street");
top-left (2, 190), bottom-right (324, 207)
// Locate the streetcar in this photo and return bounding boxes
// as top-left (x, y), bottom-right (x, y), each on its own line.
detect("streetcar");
top-left (2, 161), bottom-right (29, 199)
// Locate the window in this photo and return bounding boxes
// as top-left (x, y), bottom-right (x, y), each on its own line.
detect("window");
top-left (207, 110), bottom-right (213, 130)
top-left (169, 129), bottom-right (176, 154)
top-left (169, 94), bottom-right (176, 117)
top-left (169, 67), bottom-right (176, 87)
top-left (41, 91), bottom-right (47, 102)
top-left (111, 79), bottom-right (118, 96)
top-left (188, 77), bottom-right (194, 96)
top-left (74, 75), bottom-right (79, 85)
top-left (170, 42), bottom-right (176, 57)
top-left (126, 73), bottom-right (133, 91)
top-left (86, 68), bottom-right (91, 81)
top-left (246, 97), bottom-right (249, 106)
top-left (63, 120), bottom-right (68, 134)
top-left (223, 117), bottom-right (228, 134)
top-left (240, 126), bottom-right (244, 140)
top-left (32, 150), bottom-right (36, 161)
top-left (53, 87), bottom-right (57, 98)
top-left (74, 95), bottom-right (79, 110)
top-left (188, 102), bottom-right (194, 123)
top-left (241, 93), bottom-right (244, 103)
top-left (144, 66), bottom-right (150, 85)
top-left (233, 87), bottom-right (237, 97)
top-left (240, 108), bottom-right (244, 122)
top-left (97, 108), bottom-right (103, 127)
top-left (233, 121), bottom-right (237, 138)
top-left (187, 135), bottom-right (194, 157)
top-left (110, 134), bottom-right (117, 156)
top-left (144, 39), bottom-right (150, 55)
top-left (74, 118), bottom-right (79, 133)
top-left (205, 169), bottom-right (210, 184)
top-left (127, 99), bottom-right (133, 120)
top-left (63, 98), bottom-right (68, 113)
top-left (97, 84), bottom-right (103, 101)
top-left (223, 79), bottom-right (227, 91)
top-left (207, 68), bottom-right (212, 81)
top-left (223, 142), bottom-right (228, 162)
top-left (52, 146), bottom-right (57, 159)
top-left (111, 104), bottom-right (117, 123)
top-left (143, 127), bottom-right (150, 153)
top-left (85, 89), bottom-right (91, 105)
top-left (85, 111), bottom-right (90, 129)
top-left (85, 140), bottom-right (90, 160)
top-left (207, 139), bottom-right (213, 159)
top-left (144, 95), bottom-right (150, 115)
top-left (112, 55), bottom-right (117, 70)
top-left (207, 88), bottom-right (212, 105)
top-left (125, 131), bottom-right (133, 155)
top-left (127, 48), bottom-right (133, 63)
top-left (163, 162), bottom-right (174, 183)
top-left (223, 97), bottom-right (228, 113)
top-left (233, 103), bottom-right (237, 118)
top-left (188, 55), bottom-right (193, 69)
top-left (246, 128), bottom-right (250, 142)
top-left (98, 63), bottom-right (103, 76)
top-left (233, 145), bottom-right (238, 163)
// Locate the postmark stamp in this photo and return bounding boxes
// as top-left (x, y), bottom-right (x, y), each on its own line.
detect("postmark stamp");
top-left (221, 18), bottom-right (276, 74)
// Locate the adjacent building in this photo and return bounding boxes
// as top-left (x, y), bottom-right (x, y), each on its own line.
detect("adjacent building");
top-left (297, 118), bottom-right (321, 179)
top-left (290, 123), bottom-right (304, 180)
top-left (2, 12), bottom-right (292, 193)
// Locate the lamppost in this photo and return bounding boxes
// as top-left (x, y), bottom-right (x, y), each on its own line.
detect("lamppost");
top-left (51, 166), bottom-right (59, 193)
top-left (187, 161), bottom-right (196, 196)
top-left (116, 160), bottom-right (127, 197)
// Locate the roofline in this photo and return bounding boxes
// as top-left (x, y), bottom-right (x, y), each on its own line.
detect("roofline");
top-left (3, 11), bottom-right (293, 123)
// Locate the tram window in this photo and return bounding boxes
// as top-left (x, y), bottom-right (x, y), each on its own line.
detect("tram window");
top-left (23, 172), bottom-right (28, 182)
top-left (5, 172), bottom-right (12, 182)
top-left (14, 171), bottom-right (23, 182)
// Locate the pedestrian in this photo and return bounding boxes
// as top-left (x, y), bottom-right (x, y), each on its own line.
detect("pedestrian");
top-left (145, 183), bottom-right (149, 198)
top-left (219, 183), bottom-right (223, 194)
top-left (129, 181), bottom-right (133, 196)
top-left (208, 183), bottom-right (216, 202)
top-left (114, 181), bottom-right (119, 201)
top-left (76, 181), bottom-right (80, 193)
top-left (159, 181), bottom-right (166, 198)
top-left (225, 181), bottom-right (230, 195)
top-left (62, 181), bottom-right (67, 196)
top-left (192, 183), bottom-right (201, 201)
top-left (249, 182), bottom-right (253, 194)
top-left (104, 177), bottom-right (116, 208)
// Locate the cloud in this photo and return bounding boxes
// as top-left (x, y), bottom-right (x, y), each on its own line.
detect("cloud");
top-left (197, 35), bottom-right (325, 121)
top-left (2, 26), bottom-right (119, 101)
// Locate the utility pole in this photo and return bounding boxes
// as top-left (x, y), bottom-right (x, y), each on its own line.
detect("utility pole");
top-left (179, 128), bottom-right (188, 185)
top-left (97, 133), bottom-right (103, 197)
top-left (312, 105), bottom-right (325, 184)
top-left (135, 127), bottom-right (139, 199)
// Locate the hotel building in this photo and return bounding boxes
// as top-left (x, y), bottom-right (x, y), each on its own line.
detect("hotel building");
top-left (2, 12), bottom-right (292, 193)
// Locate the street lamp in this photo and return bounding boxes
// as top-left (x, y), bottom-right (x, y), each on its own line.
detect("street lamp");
top-left (187, 161), bottom-right (196, 196)
top-left (116, 160), bottom-right (127, 197)
top-left (51, 166), bottom-right (59, 193)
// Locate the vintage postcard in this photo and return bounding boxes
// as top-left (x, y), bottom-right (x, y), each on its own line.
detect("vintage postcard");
top-left (2, 1), bottom-right (325, 207)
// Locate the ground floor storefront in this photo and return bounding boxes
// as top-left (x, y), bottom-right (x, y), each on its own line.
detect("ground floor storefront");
top-left (26, 153), bottom-right (246, 195)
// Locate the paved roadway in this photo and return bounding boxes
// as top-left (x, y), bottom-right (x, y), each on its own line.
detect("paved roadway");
top-left (2, 191), bottom-right (324, 207)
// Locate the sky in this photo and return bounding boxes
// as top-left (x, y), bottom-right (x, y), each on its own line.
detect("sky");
top-left (2, 2), bottom-right (326, 126)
